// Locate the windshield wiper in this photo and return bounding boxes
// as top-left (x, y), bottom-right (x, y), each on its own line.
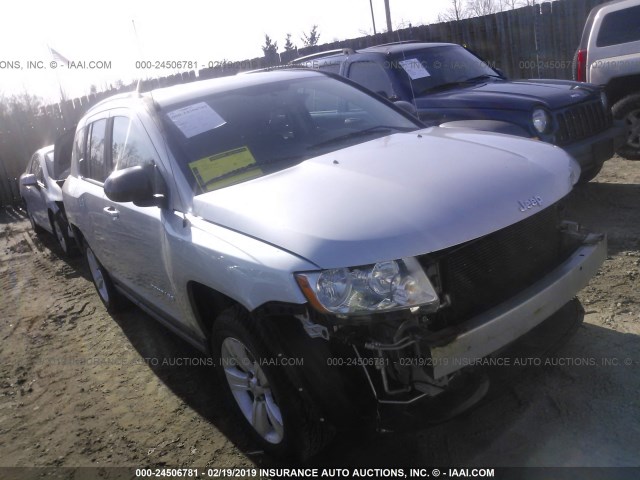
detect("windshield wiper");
top-left (463, 74), bottom-right (502, 83)
top-left (308, 125), bottom-right (415, 150)
top-left (418, 81), bottom-right (467, 95)
top-left (417, 74), bottom-right (501, 96)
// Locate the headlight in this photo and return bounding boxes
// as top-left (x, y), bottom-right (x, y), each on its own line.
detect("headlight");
top-left (600, 91), bottom-right (608, 111)
top-left (532, 108), bottom-right (550, 134)
top-left (295, 257), bottom-right (440, 316)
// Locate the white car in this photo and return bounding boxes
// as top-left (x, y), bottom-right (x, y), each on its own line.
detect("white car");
top-left (62, 69), bottom-right (606, 459)
top-left (19, 145), bottom-right (75, 255)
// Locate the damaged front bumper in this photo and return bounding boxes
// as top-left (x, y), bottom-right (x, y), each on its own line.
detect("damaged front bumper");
top-left (352, 230), bottom-right (606, 406)
top-left (425, 232), bottom-right (606, 379)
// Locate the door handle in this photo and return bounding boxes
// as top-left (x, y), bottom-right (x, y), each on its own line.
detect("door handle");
top-left (103, 206), bottom-right (120, 219)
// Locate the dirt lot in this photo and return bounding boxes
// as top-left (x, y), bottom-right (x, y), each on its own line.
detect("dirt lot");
top-left (1, 156), bottom-right (639, 472)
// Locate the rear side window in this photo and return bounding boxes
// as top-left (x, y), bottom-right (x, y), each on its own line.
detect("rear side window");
top-left (86, 119), bottom-right (108, 183)
top-left (597, 5), bottom-right (640, 47)
top-left (298, 58), bottom-right (342, 74)
top-left (112, 116), bottom-right (157, 170)
top-left (317, 59), bottom-right (341, 74)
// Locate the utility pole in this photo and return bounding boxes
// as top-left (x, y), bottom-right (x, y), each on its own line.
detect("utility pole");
top-left (369, 0), bottom-right (377, 34)
top-left (384, 0), bottom-right (392, 33)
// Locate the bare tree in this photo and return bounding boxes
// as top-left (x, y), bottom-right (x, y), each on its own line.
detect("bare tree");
top-left (438, 0), bottom-right (468, 22)
top-left (467, 0), bottom-right (497, 17)
top-left (262, 35), bottom-right (278, 55)
top-left (262, 34), bottom-right (279, 65)
top-left (284, 33), bottom-right (296, 52)
top-left (438, 0), bottom-right (533, 21)
top-left (301, 25), bottom-right (321, 47)
top-left (496, 0), bottom-right (531, 9)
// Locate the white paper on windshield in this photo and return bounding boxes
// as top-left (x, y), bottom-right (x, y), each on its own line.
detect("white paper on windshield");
top-left (167, 102), bottom-right (226, 138)
top-left (399, 59), bottom-right (431, 80)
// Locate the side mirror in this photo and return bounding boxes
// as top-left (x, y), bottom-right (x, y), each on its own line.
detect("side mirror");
top-left (21, 174), bottom-right (38, 188)
top-left (394, 100), bottom-right (418, 118)
top-left (104, 165), bottom-right (166, 208)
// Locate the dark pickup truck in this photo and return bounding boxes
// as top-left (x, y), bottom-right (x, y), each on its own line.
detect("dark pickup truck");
top-left (293, 41), bottom-right (626, 182)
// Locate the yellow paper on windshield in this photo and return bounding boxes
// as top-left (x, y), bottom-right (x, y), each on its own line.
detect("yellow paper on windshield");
top-left (189, 146), bottom-right (262, 192)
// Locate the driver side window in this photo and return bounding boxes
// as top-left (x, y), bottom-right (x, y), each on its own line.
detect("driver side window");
top-left (112, 116), bottom-right (158, 170)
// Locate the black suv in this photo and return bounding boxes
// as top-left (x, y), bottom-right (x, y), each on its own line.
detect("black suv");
top-left (293, 41), bottom-right (626, 182)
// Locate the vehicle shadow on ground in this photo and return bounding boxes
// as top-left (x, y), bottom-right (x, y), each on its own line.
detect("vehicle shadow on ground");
top-left (567, 181), bottom-right (640, 255)
top-left (31, 228), bottom-right (90, 280)
top-left (0, 206), bottom-right (27, 224)
top-left (107, 307), bottom-right (256, 453)
top-left (106, 298), bottom-right (640, 467)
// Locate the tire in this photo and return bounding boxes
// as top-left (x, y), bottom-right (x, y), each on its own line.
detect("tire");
top-left (578, 161), bottom-right (604, 183)
top-left (211, 306), bottom-right (332, 460)
top-left (85, 243), bottom-right (127, 313)
top-left (52, 212), bottom-right (77, 257)
top-left (612, 93), bottom-right (640, 160)
top-left (27, 209), bottom-right (44, 234)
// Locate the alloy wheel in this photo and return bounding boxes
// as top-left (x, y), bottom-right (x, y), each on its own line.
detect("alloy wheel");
top-left (220, 337), bottom-right (284, 444)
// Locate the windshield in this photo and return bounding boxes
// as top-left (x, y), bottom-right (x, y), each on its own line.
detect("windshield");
top-left (392, 45), bottom-right (501, 96)
top-left (159, 75), bottom-right (419, 194)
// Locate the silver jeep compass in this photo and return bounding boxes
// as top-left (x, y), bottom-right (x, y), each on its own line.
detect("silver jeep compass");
top-left (62, 69), bottom-right (606, 459)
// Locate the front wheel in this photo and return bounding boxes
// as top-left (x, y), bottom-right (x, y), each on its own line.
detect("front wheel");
top-left (612, 93), bottom-right (640, 160)
top-left (85, 243), bottom-right (127, 313)
top-left (211, 307), bottom-right (332, 459)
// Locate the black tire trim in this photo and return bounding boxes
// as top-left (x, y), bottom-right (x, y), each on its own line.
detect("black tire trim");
top-left (85, 242), bottom-right (127, 313)
top-left (612, 93), bottom-right (640, 160)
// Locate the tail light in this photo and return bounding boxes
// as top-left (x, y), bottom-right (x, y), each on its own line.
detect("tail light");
top-left (576, 49), bottom-right (587, 82)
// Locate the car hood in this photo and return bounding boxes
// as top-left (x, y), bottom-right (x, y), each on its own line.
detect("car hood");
top-left (417, 79), bottom-right (599, 111)
top-left (192, 127), bottom-right (577, 269)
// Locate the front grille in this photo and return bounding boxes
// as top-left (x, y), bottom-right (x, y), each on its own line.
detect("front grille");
top-left (555, 100), bottom-right (610, 145)
top-left (420, 204), bottom-right (568, 328)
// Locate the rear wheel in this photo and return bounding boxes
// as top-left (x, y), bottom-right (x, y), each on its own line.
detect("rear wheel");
top-left (211, 306), bottom-right (332, 459)
top-left (612, 94), bottom-right (640, 160)
top-left (27, 209), bottom-right (44, 234)
top-left (52, 212), bottom-right (76, 256)
top-left (85, 243), bottom-right (127, 312)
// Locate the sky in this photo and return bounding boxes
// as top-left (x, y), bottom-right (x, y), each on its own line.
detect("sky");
top-left (0, 0), bottom-right (451, 104)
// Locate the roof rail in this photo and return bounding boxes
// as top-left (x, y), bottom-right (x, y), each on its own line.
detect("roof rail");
top-left (368, 40), bottom-right (422, 47)
top-left (291, 48), bottom-right (355, 64)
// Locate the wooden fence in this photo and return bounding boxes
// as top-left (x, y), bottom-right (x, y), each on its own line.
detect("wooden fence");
top-left (0, 0), bottom-right (608, 206)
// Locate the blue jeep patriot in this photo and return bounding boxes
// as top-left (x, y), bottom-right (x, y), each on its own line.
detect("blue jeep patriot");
top-left (293, 41), bottom-right (626, 182)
